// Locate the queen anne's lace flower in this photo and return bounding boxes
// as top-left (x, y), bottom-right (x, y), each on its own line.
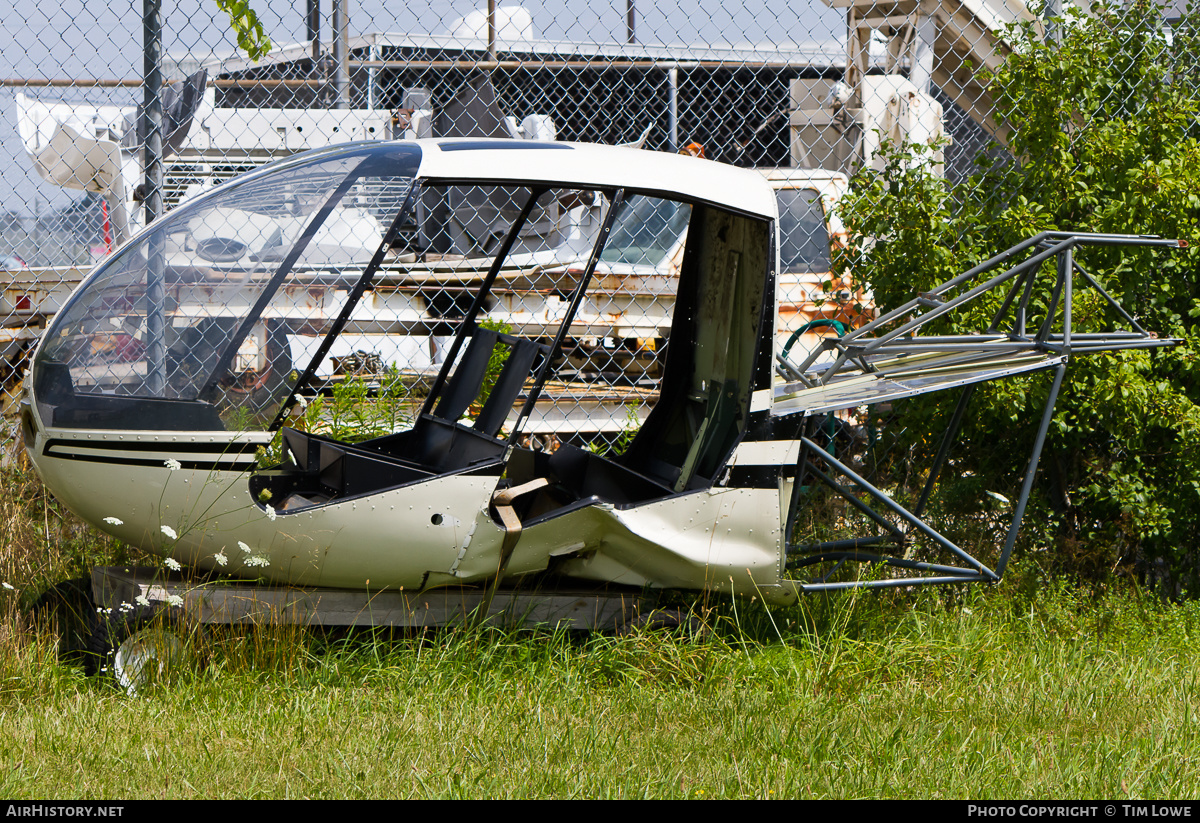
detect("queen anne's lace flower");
top-left (265, 505), bottom-right (277, 522)
top-left (245, 555), bottom-right (270, 568)
top-left (135, 594), bottom-right (150, 607)
top-left (214, 551), bottom-right (228, 566)
top-left (238, 541), bottom-right (252, 554)
top-left (161, 525), bottom-right (178, 540)
top-left (103, 517), bottom-right (123, 526)
top-left (165, 594), bottom-right (184, 608)
top-left (163, 557), bottom-right (182, 571)
top-left (164, 458), bottom-right (182, 471)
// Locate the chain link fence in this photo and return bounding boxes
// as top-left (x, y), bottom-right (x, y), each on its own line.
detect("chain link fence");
top-left (2, 0), bottom-right (1192, 586)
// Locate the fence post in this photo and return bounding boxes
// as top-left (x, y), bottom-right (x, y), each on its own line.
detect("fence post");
top-left (142, 0), bottom-right (166, 396)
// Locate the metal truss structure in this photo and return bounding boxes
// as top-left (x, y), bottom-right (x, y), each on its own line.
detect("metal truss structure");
top-left (775, 231), bottom-right (1184, 590)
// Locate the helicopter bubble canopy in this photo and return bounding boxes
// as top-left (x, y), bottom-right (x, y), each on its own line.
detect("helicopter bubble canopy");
top-left (29, 140), bottom-right (777, 437)
top-left (31, 143), bottom-right (421, 431)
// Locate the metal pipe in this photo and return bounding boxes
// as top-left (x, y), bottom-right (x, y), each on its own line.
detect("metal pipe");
top-left (1062, 339), bottom-right (1174, 352)
top-left (143, 0), bottom-right (166, 397)
top-left (1072, 261), bottom-right (1148, 334)
top-left (367, 43), bottom-right (376, 110)
top-left (307, 0), bottom-right (321, 60)
top-left (0, 78), bottom-right (142, 87)
top-left (799, 461), bottom-right (908, 543)
top-left (840, 341), bottom-right (1060, 354)
top-left (782, 437), bottom-right (814, 556)
top-left (846, 238), bottom-right (1076, 365)
top-left (1045, 0), bottom-right (1063, 45)
top-left (488, 0), bottom-right (497, 62)
top-left (1016, 263), bottom-right (1038, 337)
top-left (215, 78), bottom-right (326, 88)
top-left (789, 550), bottom-right (984, 578)
top-left (995, 363), bottom-right (1067, 578)
top-left (832, 233), bottom-right (1056, 354)
top-left (799, 436), bottom-right (996, 577)
top-left (796, 574), bottom-right (988, 592)
top-left (914, 384), bottom-right (976, 517)
top-left (332, 0), bottom-right (349, 108)
top-left (788, 536), bottom-right (891, 553)
top-left (869, 335), bottom-right (1012, 343)
top-left (1035, 249), bottom-right (1068, 343)
top-left (627, 0), bottom-right (636, 44)
top-left (988, 268), bottom-right (1030, 333)
top-left (668, 67), bottom-right (679, 151)
top-left (349, 58), bottom-right (811, 70)
top-left (1061, 246), bottom-right (1072, 349)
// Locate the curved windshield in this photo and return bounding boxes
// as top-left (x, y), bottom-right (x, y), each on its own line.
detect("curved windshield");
top-left (33, 145), bottom-right (419, 431)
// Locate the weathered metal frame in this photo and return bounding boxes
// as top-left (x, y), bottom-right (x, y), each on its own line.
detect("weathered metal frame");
top-left (779, 232), bottom-right (1182, 591)
top-left (91, 566), bottom-right (649, 631)
top-left (782, 232), bottom-right (1181, 385)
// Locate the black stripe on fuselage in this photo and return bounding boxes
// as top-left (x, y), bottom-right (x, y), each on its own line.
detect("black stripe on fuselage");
top-left (42, 437), bottom-right (260, 471)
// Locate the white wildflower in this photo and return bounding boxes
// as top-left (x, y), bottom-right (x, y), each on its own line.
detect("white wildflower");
top-left (2, 582), bottom-right (14, 591)
top-left (161, 525), bottom-right (178, 540)
top-left (119, 601), bottom-right (133, 612)
top-left (103, 517), bottom-right (124, 526)
top-left (265, 505), bottom-right (277, 522)
top-left (245, 555), bottom-right (270, 568)
top-left (295, 394), bottom-right (308, 411)
top-left (985, 490), bottom-right (1010, 505)
top-left (165, 594), bottom-right (184, 608)
top-left (163, 557), bottom-right (182, 571)
top-left (164, 458), bottom-right (182, 471)
top-left (214, 551), bottom-right (228, 566)
top-left (135, 594), bottom-right (151, 607)
top-left (237, 540), bottom-right (252, 554)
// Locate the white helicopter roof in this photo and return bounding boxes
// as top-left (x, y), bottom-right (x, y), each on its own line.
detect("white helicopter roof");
top-left (412, 139), bottom-right (779, 219)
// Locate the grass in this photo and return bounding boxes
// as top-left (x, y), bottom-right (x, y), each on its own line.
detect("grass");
top-left (1, 431), bottom-right (1199, 798)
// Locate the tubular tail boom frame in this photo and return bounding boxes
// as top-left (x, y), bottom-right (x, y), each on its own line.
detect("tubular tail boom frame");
top-left (779, 233), bottom-right (1180, 591)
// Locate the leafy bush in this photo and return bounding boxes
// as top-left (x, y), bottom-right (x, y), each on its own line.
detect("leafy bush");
top-left (835, 1), bottom-right (1200, 589)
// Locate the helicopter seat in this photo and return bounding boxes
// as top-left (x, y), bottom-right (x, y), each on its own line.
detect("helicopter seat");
top-left (342, 329), bottom-right (550, 477)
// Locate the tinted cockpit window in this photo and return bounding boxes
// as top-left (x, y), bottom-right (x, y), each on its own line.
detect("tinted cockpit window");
top-left (777, 188), bottom-right (831, 274)
top-left (599, 195), bottom-right (691, 267)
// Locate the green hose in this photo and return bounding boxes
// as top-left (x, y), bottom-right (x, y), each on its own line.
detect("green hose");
top-left (782, 319), bottom-right (849, 456)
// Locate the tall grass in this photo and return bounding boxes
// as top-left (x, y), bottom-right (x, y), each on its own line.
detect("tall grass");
top-left (1, 426), bottom-right (1198, 798)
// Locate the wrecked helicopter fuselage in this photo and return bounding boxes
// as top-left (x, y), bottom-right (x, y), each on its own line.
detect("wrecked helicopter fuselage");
top-left (22, 139), bottom-right (1180, 606)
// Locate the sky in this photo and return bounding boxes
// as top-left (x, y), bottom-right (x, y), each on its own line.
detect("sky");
top-left (0, 0), bottom-right (844, 216)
